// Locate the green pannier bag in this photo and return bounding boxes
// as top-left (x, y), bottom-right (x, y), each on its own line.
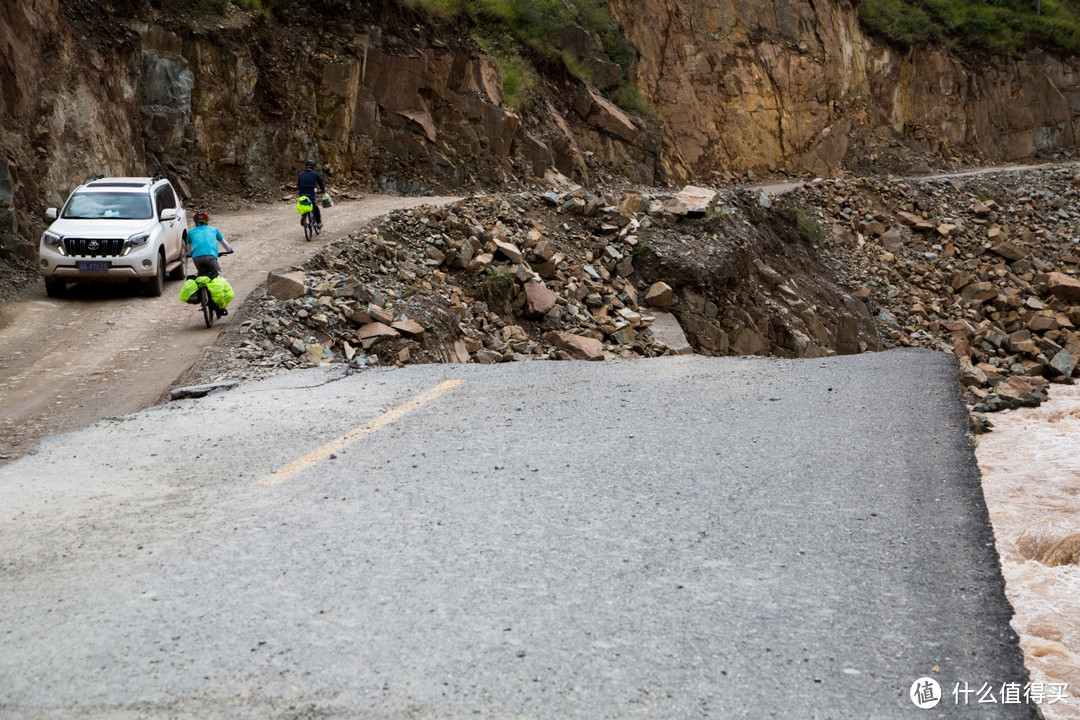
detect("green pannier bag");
top-left (178, 277), bottom-right (199, 303)
top-left (296, 196), bottom-right (314, 215)
top-left (179, 275), bottom-right (234, 308)
top-left (207, 275), bottom-right (235, 308)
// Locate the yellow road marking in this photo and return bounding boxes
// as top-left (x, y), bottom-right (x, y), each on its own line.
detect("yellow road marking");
top-left (253, 379), bottom-right (463, 487)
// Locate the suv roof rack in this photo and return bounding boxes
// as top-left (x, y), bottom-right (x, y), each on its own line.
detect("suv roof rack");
top-left (151, 174), bottom-right (167, 184)
top-left (84, 174), bottom-right (105, 184)
top-left (88, 181), bottom-right (151, 188)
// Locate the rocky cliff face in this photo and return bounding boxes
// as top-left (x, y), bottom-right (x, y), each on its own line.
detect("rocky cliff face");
top-left (0, 0), bottom-right (663, 260)
top-left (2, 0), bottom-right (1080, 260)
top-left (609, 0), bottom-right (1080, 179)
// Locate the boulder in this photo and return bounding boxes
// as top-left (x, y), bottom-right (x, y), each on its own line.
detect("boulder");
top-left (1046, 272), bottom-right (1080, 303)
top-left (645, 282), bottom-right (674, 307)
top-left (267, 270), bottom-right (306, 300)
top-left (493, 238), bottom-right (523, 263)
top-left (674, 186), bottom-right (719, 217)
top-left (523, 280), bottom-right (558, 317)
top-left (358, 322), bottom-right (400, 340)
top-left (391, 320), bottom-right (425, 336)
top-left (543, 330), bottom-right (605, 361)
top-left (648, 311), bottom-right (693, 355)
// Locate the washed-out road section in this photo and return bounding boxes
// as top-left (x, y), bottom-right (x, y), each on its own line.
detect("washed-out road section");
top-left (0, 195), bottom-right (460, 465)
top-left (0, 350), bottom-right (1030, 718)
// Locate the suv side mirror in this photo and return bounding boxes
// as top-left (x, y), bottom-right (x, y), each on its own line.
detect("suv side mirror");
top-left (45, 208), bottom-right (58, 220)
top-left (160, 208), bottom-right (177, 221)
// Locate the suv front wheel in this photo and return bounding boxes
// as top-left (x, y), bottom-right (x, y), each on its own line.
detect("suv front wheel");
top-left (143, 251), bottom-right (165, 297)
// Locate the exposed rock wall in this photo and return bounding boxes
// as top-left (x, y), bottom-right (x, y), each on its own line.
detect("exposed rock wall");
top-left (4, 0), bottom-right (1080, 259)
top-left (608, 0), bottom-right (1080, 179)
top-left (0, 0), bottom-right (147, 251)
top-left (0, 0), bottom-right (660, 257)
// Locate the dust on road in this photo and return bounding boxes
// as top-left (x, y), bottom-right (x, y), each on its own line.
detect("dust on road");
top-left (0, 195), bottom-right (461, 465)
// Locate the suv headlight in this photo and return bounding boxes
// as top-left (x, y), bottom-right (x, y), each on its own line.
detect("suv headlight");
top-left (42, 231), bottom-right (66, 255)
top-left (122, 232), bottom-right (151, 256)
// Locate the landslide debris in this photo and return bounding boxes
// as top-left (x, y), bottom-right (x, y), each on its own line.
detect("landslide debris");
top-left (187, 164), bottom-right (1080, 423)
top-left (219, 184), bottom-right (878, 380)
top-left (802, 166), bottom-right (1080, 416)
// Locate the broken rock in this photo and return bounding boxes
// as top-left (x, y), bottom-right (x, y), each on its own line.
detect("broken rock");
top-left (543, 330), bottom-right (605, 361)
top-left (645, 282), bottom-right (675, 308)
top-left (267, 270), bottom-right (306, 300)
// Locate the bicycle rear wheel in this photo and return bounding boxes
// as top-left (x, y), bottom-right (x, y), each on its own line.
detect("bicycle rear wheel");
top-left (200, 287), bottom-right (215, 328)
top-left (303, 214), bottom-right (313, 242)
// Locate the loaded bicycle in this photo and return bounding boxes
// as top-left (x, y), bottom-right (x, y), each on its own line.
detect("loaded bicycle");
top-left (297, 192), bottom-right (332, 242)
top-left (180, 250), bottom-right (235, 328)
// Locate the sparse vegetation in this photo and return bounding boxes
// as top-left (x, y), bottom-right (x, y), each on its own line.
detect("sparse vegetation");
top-left (484, 266), bottom-right (516, 290)
top-left (407, 0), bottom-right (646, 117)
top-left (610, 82), bottom-right (656, 123)
top-left (631, 235), bottom-right (651, 258)
top-left (859, 0), bottom-right (1080, 56)
top-left (794, 207), bottom-right (827, 247)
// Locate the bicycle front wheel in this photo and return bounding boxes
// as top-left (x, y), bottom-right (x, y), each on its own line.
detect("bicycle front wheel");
top-left (200, 287), bottom-right (215, 328)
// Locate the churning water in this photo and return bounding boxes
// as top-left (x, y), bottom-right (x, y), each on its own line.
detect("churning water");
top-left (977, 385), bottom-right (1080, 719)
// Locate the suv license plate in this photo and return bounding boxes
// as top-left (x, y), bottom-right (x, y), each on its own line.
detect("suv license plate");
top-left (77, 261), bottom-right (110, 272)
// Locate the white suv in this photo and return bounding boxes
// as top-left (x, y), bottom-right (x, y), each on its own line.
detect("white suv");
top-left (39, 175), bottom-right (188, 297)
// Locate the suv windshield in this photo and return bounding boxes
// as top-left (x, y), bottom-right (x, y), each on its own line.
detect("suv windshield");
top-left (62, 192), bottom-right (152, 220)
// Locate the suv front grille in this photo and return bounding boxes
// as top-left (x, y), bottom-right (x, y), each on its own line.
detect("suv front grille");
top-left (63, 237), bottom-right (125, 257)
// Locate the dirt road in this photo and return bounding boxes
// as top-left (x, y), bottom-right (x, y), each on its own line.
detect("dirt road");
top-left (0, 195), bottom-right (461, 465)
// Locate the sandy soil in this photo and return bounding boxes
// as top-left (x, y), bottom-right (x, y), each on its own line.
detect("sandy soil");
top-left (0, 195), bottom-right (460, 466)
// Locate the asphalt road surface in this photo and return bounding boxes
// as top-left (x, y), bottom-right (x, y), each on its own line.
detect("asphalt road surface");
top-left (0, 350), bottom-right (1031, 719)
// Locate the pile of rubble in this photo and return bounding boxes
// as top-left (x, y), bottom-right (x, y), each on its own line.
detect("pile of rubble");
top-left (229, 185), bottom-right (877, 379)
top-left (800, 165), bottom-right (1080, 413)
top-left (225, 163), bottom-right (1080, 416)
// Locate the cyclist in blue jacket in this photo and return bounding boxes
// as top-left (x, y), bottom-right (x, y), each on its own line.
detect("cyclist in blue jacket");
top-left (187, 210), bottom-right (234, 275)
top-left (186, 211), bottom-right (234, 314)
top-left (297, 160), bottom-right (327, 230)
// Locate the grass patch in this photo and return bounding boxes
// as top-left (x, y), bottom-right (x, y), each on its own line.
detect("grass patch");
top-left (610, 82), bottom-right (657, 123)
top-left (476, 36), bottom-right (536, 109)
top-left (860, 0), bottom-right (1080, 57)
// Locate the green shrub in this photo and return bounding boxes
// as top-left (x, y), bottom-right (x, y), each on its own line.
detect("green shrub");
top-left (610, 82), bottom-right (657, 122)
top-left (860, 0), bottom-right (1080, 56)
top-left (476, 36), bottom-right (536, 109)
top-left (468, 0), bottom-right (647, 116)
top-left (858, 0), bottom-right (940, 46)
top-left (794, 207), bottom-right (827, 247)
top-left (631, 235), bottom-right (651, 257)
top-left (499, 54), bottom-right (535, 109)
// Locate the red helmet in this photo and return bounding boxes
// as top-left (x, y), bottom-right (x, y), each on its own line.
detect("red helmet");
top-left (193, 210), bottom-right (209, 223)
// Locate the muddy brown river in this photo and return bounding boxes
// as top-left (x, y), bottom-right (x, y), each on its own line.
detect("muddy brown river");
top-left (977, 385), bottom-right (1080, 719)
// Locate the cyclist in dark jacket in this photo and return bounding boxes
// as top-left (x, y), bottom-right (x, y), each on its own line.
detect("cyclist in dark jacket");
top-left (297, 160), bottom-right (326, 229)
